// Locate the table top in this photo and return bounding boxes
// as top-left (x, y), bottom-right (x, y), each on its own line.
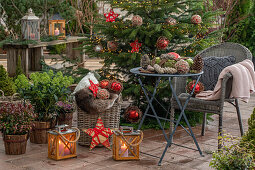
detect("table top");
top-left (130, 67), bottom-right (203, 77)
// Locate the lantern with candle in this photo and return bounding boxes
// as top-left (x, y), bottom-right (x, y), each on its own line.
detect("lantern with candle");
top-left (113, 126), bottom-right (143, 161)
top-left (48, 14), bottom-right (66, 39)
top-left (48, 125), bottom-right (80, 160)
top-left (21, 8), bottom-right (40, 41)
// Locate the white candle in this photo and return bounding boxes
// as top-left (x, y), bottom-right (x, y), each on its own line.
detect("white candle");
top-left (54, 28), bottom-right (60, 35)
top-left (120, 144), bottom-right (128, 157)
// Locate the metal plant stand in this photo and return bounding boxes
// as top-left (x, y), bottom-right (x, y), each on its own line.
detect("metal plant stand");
top-left (130, 67), bottom-right (204, 166)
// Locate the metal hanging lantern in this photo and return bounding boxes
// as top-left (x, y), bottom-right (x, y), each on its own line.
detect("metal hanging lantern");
top-left (48, 125), bottom-right (80, 160)
top-left (49, 14), bottom-right (66, 39)
top-left (21, 8), bottom-right (40, 41)
top-left (113, 126), bottom-right (143, 160)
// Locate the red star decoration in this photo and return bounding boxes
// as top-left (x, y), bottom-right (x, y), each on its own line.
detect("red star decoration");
top-left (104, 9), bottom-right (118, 22)
top-left (89, 80), bottom-right (99, 97)
top-left (83, 117), bottom-right (113, 150)
top-left (130, 40), bottom-right (142, 53)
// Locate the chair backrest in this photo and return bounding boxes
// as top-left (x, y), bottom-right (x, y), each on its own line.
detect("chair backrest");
top-left (173, 42), bottom-right (253, 95)
top-left (198, 42), bottom-right (252, 62)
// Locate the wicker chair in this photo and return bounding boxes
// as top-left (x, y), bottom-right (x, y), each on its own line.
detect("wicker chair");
top-left (171, 42), bottom-right (252, 149)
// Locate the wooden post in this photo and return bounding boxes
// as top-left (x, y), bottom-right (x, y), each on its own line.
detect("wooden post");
top-left (66, 42), bottom-right (85, 63)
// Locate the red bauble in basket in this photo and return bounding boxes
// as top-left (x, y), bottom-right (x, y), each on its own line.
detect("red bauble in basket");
top-left (109, 80), bottom-right (123, 94)
top-left (99, 80), bottom-right (110, 89)
top-left (186, 80), bottom-right (204, 95)
top-left (191, 15), bottom-right (202, 24)
top-left (124, 106), bottom-right (142, 123)
top-left (156, 36), bottom-right (169, 50)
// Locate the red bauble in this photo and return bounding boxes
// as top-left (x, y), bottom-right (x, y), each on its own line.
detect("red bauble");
top-left (156, 36), bottom-right (169, 50)
top-left (191, 15), bottom-right (202, 24)
top-left (186, 80), bottom-right (204, 95)
top-left (124, 106), bottom-right (142, 123)
top-left (99, 79), bottom-right (109, 89)
top-left (132, 15), bottom-right (143, 26)
top-left (111, 82), bottom-right (122, 91)
top-left (129, 110), bottom-right (139, 119)
top-left (104, 9), bottom-right (118, 22)
top-left (190, 84), bottom-right (200, 93)
top-left (168, 52), bottom-right (180, 59)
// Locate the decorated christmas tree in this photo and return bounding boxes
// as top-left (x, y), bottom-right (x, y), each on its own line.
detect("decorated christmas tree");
top-left (82, 0), bottom-right (223, 115)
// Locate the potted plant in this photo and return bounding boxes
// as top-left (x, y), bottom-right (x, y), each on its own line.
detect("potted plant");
top-left (0, 103), bottom-right (35, 155)
top-left (56, 101), bottom-right (75, 127)
top-left (15, 70), bottom-right (74, 144)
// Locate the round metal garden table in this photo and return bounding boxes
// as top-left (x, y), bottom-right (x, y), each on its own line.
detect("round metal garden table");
top-left (130, 67), bottom-right (204, 166)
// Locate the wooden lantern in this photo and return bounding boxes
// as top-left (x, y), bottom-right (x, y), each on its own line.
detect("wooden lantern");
top-left (113, 126), bottom-right (143, 161)
top-left (21, 8), bottom-right (40, 41)
top-left (48, 125), bottom-right (80, 160)
top-left (48, 14), bottom-right (66, 39)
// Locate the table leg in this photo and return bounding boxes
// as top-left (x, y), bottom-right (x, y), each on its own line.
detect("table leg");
top-left (158, 76), bottom-right (203, 165)
top-left (137, 77), bottom-right (169, 141)
top-left (138, 76), bottom-right (161, 130)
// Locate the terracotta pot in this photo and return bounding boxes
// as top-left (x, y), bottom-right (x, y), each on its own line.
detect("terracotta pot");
top-left (4, 134), bottom-right (28, 155)
top-left (57, 112), bottom-right (73, 127)
top-left (30, 121), bottom-right (54, 144)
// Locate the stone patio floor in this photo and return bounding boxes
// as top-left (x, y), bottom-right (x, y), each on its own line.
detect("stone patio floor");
top-left (0, 93), bottom-right (254, 170)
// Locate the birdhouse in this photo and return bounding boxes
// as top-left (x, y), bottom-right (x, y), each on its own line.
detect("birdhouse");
top-left (48, 14), bottom-right (66, 39)
top-left (21, 8), bottom-right (40, 41)
top-left (48, 125), bottom-right (80, 160)
top-left (112, 126), bottom-right (143, 160)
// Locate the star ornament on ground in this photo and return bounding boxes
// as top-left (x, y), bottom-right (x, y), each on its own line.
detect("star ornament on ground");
top-left (83, 117), bottom-right (113, 150)
top-left (130, 40), bottom-right (142, 53)
top-left (104, 9), bottom-right (118, 22)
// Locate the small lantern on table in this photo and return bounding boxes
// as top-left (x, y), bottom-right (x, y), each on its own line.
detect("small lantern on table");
top-left (21, 8), bottom-right (40, 41)
top-left (48, 125), bottom-right (80, 160)
top-left (48, 14), bottom-right (66, 39)
top-left (113, 126), bottom-right (143, 161)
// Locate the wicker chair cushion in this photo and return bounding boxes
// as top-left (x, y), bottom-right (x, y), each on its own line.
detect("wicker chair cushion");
top-left (199, 56), bottom-right (236, 91)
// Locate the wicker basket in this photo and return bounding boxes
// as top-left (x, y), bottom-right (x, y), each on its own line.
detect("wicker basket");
top-left (77, 97), bottom-right (121, 146)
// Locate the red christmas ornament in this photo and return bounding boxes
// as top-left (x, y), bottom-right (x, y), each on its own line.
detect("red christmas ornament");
top-left (168, 52), bottom-right (180, 59)
top-left (83, 117), bottom-right (113, 150)
top-left (124, 106), bottom-right (142, 123)
top-left (109, 80), bottom-right (123, 94)
top-left (89, 80), bottom-right (99, 97)
top-left (129, 110), bottom-right (139, 119)
top-left (191, 15), bottom-right (202, 24)
top-left (190, 84), bottom-right (200, 93)
top-left (104, 9), bottom-right (118, 22)
top-left (132, 15), bottom-right (143, 26)
top-left (156, 36), bottom-right (169, 50)
top-left (97, 89), bottom-right (110, 100)
top-left (130, 40), bottom-right (142, 53)
top-left (186, 80), bottom-right (204, 95)
top-left (99, 79), bottom-right (109, 89)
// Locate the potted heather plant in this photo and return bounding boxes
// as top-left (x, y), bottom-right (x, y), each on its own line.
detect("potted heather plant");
top-left (0, 103), bottom-right (35, 155)
top-left (56, 101), bottom-right (75, 127)
top-left (15, 70), bottom-right (74, 144)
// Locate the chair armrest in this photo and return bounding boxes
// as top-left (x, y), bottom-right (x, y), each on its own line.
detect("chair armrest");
top-left (220, 72), bottom-right (233, 103)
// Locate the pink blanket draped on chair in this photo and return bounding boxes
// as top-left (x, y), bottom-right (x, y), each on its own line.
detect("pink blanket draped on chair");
top-left (196, 59), bottom-right (255, 103)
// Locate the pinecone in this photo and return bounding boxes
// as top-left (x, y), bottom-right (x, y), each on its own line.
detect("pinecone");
top-left (190, 55), bottom-right (203, 73)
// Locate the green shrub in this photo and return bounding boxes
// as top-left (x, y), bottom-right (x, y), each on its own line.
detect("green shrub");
top-left (210, 134), bottom-right (255, 170)
top-left (15, 70), bottom-right (74, 121)
top-left (0, 65), bottom-right (15, 96)
top-left (47, 44), bottom-right (66, 55)
top-left (241, 107), bottom-right (255, 154)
